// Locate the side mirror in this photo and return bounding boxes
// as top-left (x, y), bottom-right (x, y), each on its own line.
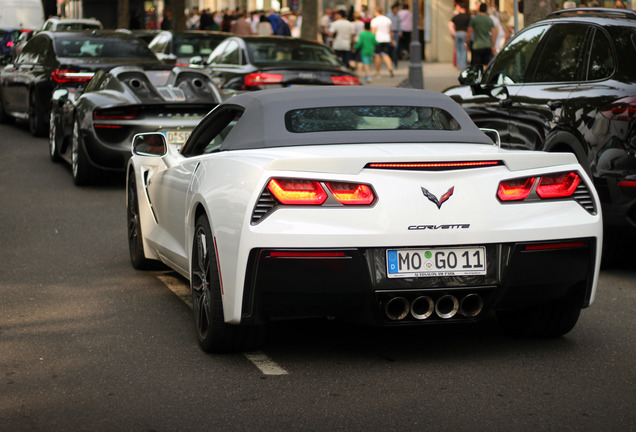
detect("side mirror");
top-left (51, 88), bottom-right (69, 107)
top-left (132, 133), bottom-right (167, 157)
top-left (458, 65), bottom-right (483, 86)
top-left (189, 55), bottom-right (204, 66)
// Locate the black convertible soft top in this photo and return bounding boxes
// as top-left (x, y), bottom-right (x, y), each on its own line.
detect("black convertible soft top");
top-left (217, 87), bottom-right (493, 151)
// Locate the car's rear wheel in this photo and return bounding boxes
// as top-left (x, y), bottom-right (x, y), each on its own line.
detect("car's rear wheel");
top-left (127, 170), bottom-right (155, 270)
top-left (191, 214), bottom-right (264, 353)
top-left (71, 119), bottom-right (93, 185)
top-left (28, 91), bottom-right (48, 137)
top-left (49, 110), bottom-right (62, 163)
top-left (496, 296), bottom-right (582, 338)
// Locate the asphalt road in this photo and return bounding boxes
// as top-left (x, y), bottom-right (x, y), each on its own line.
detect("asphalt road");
top-left (1, 121), bottom-right (635, 432)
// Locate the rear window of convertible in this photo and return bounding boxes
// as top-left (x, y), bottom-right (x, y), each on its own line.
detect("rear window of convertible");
top-left (285, 106), bottom-right (461, 133)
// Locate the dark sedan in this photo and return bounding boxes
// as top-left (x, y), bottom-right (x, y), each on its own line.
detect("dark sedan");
top-left (195, 36), bottom-right (360, 91)
top-left (0, 30), bottom-right (161, 136)
top-left (443, 8), bottom-right (636, 250)
top-left (147, 30), bottom-right (230, 66)
top-left (50, 64), bottom-right (222, 185)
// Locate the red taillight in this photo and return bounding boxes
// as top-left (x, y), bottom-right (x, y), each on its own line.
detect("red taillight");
top-left (6, 41), bottom-right (13, 47)
top-left (244, 72), bottom-right (283, 86)
top-left (497, 177), bottom-right (536, 201)
top-left (93, 107), bottom-right (139, 120)
top-left (602, 96), bottom-right (636, 122)
top-left (618, 180), bottom-right (636, 188)
top-left (331, 75), bottom-right (360, 86)
top-left (498, 171), bottom-right (582, 202)
top-left (524, 241), bottom-right (585, 251)
top-left (52, 69), bottom-right (94, 84)
top-left (267, 178), bottom-right (327, 205)
top-left (536, 172), bottom-right (580, 198)
top-left (326, 182), bottom-right (375, 205)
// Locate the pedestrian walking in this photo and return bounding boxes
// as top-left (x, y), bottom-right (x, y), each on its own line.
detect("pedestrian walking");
top-left (329, 9), bottom-right (354, 67)
top-left (371, 7), bottom-right (395, 78)
top-left (449, 2), bottom-right (471, 70)
top-left (354, 21), bottom-right (377, 83)
top-left (466, 3), bottom-right (497, 69)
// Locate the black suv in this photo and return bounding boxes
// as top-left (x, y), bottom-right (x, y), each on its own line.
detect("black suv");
top-left (444, 8), bottom-right (636, 246)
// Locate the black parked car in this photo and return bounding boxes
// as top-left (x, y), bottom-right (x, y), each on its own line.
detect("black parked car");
top-left (147, 30), bottom-right (231, 66)
top-left (0, 30), bottom-right (161, 136)
top-left (194, 36), bottom-right (360, 91)
top-left (444, 8), bottom-right (636, 247)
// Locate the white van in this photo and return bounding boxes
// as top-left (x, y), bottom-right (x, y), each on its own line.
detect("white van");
top-left (0, 0), bottom-right (45, 30)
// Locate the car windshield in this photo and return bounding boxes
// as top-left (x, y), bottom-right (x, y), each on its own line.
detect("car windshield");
top-left (173, 33), bottom-right (227, 57)
top-left (54, 35), bottom-right (156, 58)
top-left (247, 40), bottom-right (342, 66)
top-left (286, 106), bottom-right (461, 132)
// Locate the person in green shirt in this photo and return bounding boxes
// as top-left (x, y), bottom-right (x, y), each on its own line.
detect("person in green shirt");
top-left (466, 3), bottom-right (498, 69)
top-left (354, 21), bottom-right (378, 83)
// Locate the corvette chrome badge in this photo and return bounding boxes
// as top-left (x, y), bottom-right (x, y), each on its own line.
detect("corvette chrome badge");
top-left (421, 186), bottom-right (454, 209)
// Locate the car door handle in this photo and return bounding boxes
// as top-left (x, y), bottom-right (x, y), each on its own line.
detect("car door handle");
top-left (547, 100), bottom-right (563, 110)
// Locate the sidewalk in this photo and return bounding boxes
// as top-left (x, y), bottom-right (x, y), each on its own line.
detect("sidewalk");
top-left (363, 61), bottom-right (461, 93)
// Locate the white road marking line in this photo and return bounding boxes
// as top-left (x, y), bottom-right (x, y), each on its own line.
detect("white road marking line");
top-left (244, 352), bottom-right (289, 375)
top-left (156, 274), bottom-right (289, 376)
top-left (157, 273), bottom-right (192, 308)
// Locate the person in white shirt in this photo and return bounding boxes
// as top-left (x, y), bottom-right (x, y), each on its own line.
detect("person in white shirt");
top-left (370, 7), bottom-right (395, 77)
top-left (329, 9), bottom-right (354, 66)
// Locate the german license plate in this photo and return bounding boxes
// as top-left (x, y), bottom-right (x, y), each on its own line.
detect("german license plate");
top-left (162, 130), bottom-right (190, 145)
top-left (386, 247), bottom-right (487, 278)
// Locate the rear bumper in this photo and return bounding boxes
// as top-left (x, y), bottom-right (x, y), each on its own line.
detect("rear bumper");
top-left (240, 238), bottom-right (597, 326)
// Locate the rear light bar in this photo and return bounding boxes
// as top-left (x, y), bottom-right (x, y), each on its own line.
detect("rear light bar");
top-left (498, 172), bottom-right (581, 202)
top-left (602, 96), bottom-right (636, 122)
top-left (266, 178), bottom-right (376, 206)
top-left (331, 75), bottom-right (360, 85)
top-left (93, 107), bottom-right (139, 120)
top-left (618, 180), bottom-right (636, 188)
top-left (244, 72), bottom-right (283, 86)
top-left (52, 69), bottom-right (94, 84)
top-left (367, 161), bottom-right (502, 170)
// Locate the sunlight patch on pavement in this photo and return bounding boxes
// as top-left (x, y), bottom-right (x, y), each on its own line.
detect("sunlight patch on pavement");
top-left (244, 352), bottom-right (289, 375)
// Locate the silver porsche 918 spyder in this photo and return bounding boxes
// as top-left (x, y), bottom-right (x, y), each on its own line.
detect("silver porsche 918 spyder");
top-left (127, 87), bottom-right (602, 353)
top-left (50, 64), bottom-right (223, 185)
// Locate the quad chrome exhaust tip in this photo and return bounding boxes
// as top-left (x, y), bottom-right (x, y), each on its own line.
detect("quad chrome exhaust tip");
top-left (383, 293), bottom-right (485, 321)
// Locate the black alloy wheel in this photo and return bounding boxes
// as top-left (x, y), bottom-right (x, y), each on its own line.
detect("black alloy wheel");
top-left (127, 171), bottom-right (154, 269)
top-left (48, 110), bottom-right (61, 162)
top-left (191, 214), bottom-right (264, 353)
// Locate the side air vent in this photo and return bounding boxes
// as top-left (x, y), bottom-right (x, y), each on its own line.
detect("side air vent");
top-left (573, 182), bottom-right (597, 215)
top-left (251, 189), bottom-right (278, 224)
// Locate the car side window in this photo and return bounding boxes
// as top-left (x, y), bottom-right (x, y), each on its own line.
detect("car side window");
top-left (484, 25), bottom-right (548, 85)
top-left (587, 28), bottom-right (614, 81)
top-left (16, 36), bottom-right (46, 64)
top-left (532, 24), bottom-right (588, 83)
top-left (181, 108), bottom-right (243, 157)
top-left (207, 41), bottom-right (228, 64)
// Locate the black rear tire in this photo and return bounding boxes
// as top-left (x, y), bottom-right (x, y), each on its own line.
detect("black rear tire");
top-left (71, 119), bottom-right (94, 186)
top-left (29, 91), bottom-right (48, 137)
top-left (191, 214), bottom-right (265, 353)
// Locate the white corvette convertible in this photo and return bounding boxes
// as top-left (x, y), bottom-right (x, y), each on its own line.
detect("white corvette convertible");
top-left (127, 87), bottom-right (602, 353)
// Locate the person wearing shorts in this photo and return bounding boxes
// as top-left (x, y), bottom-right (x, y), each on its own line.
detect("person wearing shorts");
top-left (370, 7), bottom-right (395, 78)
top-left (354, 21), bottom-right (377, 82)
